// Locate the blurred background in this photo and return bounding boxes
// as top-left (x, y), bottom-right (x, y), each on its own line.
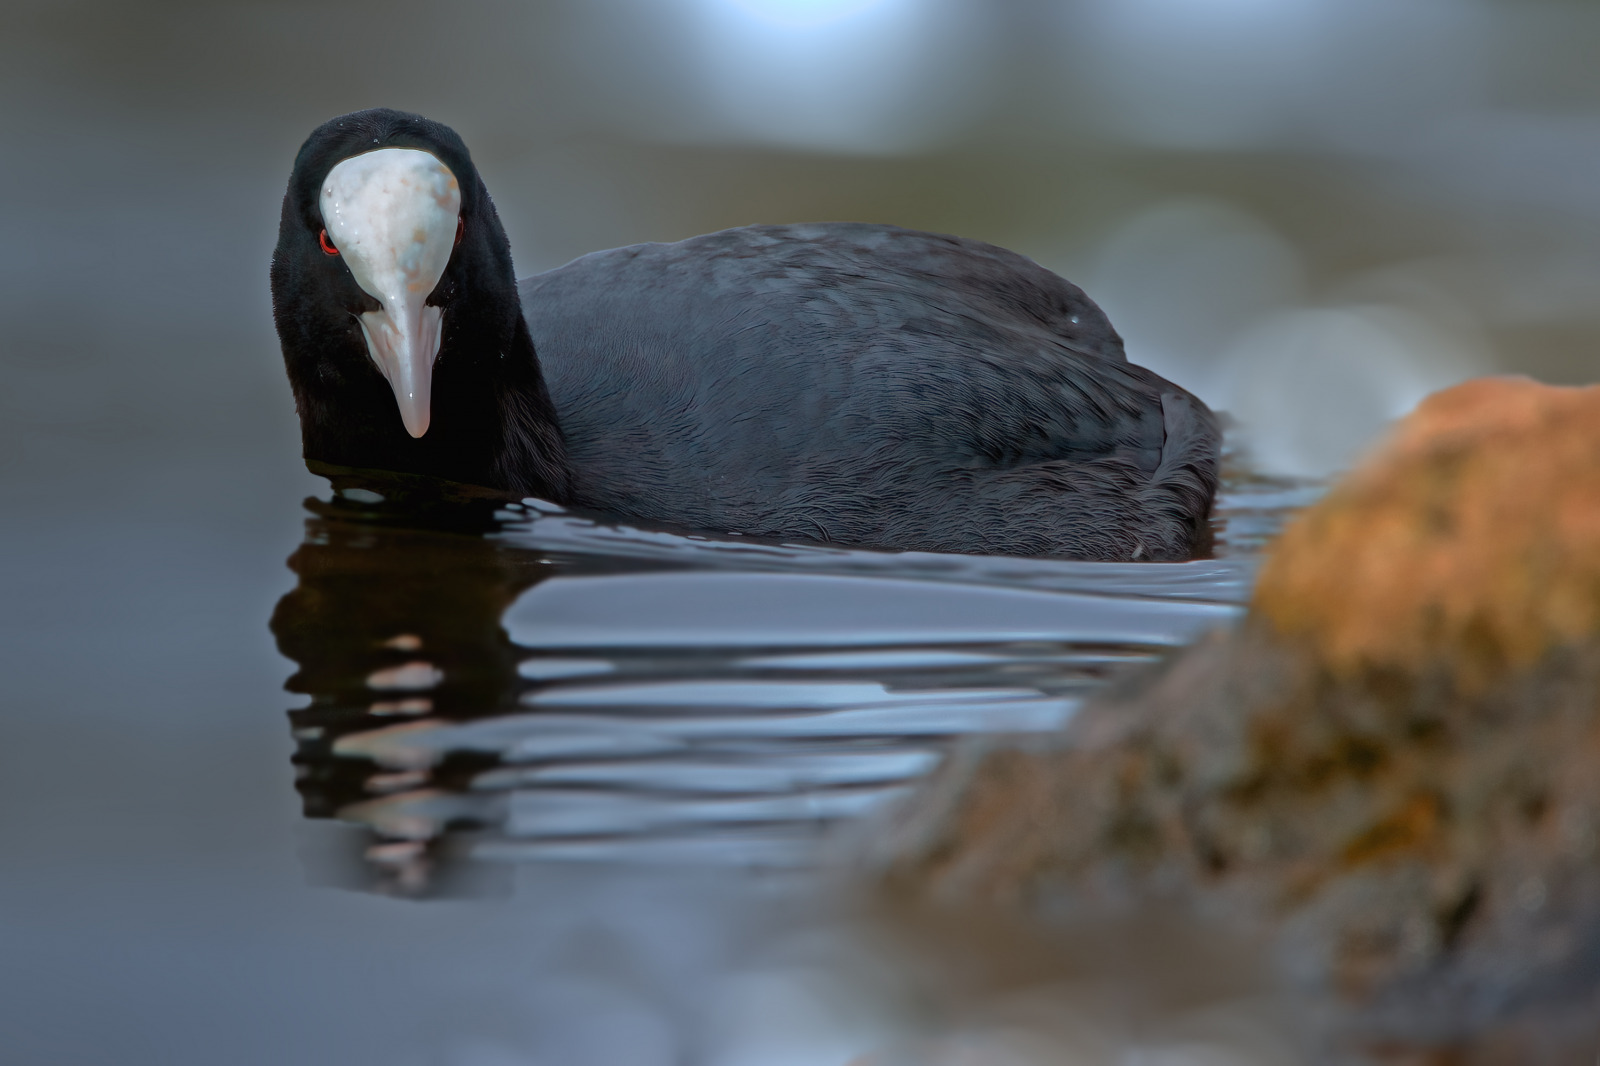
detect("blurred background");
top-left (9, 0), bottom-right (1600, 482)
top-left (4, 1), bottom-right (1600, 1063)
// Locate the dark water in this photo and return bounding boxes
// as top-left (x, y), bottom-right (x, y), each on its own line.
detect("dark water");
top-left (0, 440), bottom-right (1313, 1065)
top-left (274, 461), bottom-right (1309, 898)
top-left (33, 457), bottom-right (1304, 1064)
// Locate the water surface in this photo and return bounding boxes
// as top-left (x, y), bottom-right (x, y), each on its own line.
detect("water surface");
top-left (277, 461), bottom-right (1314, 893)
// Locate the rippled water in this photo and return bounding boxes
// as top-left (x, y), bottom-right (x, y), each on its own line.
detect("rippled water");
top-left (276, 460), bottom-right (1316, 895)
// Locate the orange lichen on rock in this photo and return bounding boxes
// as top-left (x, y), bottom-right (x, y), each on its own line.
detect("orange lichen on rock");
top-left (1252, 376), bottom-right (1600, 683)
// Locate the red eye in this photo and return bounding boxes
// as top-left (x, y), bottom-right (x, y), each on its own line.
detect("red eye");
top-left (455, 217), bottom-right (464, 247)
top-left (319, 229), bottom-right (339, 256)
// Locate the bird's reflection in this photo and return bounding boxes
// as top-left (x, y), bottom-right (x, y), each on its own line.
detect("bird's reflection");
top-left (272, 463), bottom-right (550, 894)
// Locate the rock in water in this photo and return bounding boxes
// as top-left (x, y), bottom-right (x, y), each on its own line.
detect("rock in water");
top-left (1255, 375), bottom-right (1600, 688)
top-left (872, 377), bottom-right (1600, 1063)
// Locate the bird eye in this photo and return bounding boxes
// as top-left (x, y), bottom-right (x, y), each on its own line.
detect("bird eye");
top-left (455, 217), bottom-right (464, 248)
top-left (319, 229), bottom-right (340, 256)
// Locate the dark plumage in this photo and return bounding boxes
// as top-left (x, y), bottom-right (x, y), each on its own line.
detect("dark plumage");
top-left (272, 108), bottom-right (1220, 559)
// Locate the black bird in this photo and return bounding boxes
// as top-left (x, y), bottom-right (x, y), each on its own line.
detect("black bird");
top-left (271, 109), bottom-right (1219, 559)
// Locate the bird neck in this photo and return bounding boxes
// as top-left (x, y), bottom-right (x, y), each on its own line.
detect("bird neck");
top-left (293, 303), bottom-right (573, 503)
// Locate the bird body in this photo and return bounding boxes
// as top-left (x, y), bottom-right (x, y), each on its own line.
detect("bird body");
top-left (272, 109), bottom-right (1219, 560)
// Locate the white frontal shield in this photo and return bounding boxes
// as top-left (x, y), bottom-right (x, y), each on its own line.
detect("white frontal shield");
top-left (320, 148), bottom-right (461, 438)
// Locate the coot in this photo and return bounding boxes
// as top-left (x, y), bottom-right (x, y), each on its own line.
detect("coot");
top-left (271, 109), bottom-right (1219, 559)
